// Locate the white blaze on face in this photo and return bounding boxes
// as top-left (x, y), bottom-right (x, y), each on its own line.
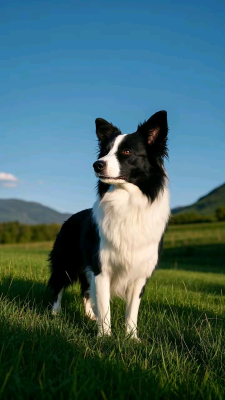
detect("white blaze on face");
top-left (98, 135), bottom-right (127, 183)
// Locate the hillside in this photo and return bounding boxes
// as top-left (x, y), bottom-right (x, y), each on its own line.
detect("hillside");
top-left (1, 182), bottom-right (224, 224)
top-left (172, 183), bottom-right (225, 216)
top-left (0, 199), bottom-right (72, 225)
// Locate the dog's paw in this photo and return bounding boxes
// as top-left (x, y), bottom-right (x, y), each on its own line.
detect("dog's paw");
top-left (52, 308), bottom-right (60, 316)
top-left (85, 311), bottom-right (97, 321)
top-left (97, 330), bottom-right (111, 338)
top-left (132, 336), bottom-right (141, 343)
top-left (126, 332), bottom-right (141, 343)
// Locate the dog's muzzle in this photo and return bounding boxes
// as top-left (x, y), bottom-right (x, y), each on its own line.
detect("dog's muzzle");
top-left (93, 160), bottom-right (106, 173)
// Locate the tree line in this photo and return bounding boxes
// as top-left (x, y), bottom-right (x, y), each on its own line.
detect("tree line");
top-left (170, 207), bottom-right (225, 225)
top-left (0, 221), bottom-right (61, 244)
top-left (0, 207), bottom-right (224, 244)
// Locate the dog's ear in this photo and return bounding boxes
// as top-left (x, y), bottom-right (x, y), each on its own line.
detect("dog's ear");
top-left (137, 111), bottom-right (168, 146)
top-left (95, 118), bottom-right (121, 143)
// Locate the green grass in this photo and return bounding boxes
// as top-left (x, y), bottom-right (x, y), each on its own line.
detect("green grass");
top-left (0, 222), bottom-right (225, 399)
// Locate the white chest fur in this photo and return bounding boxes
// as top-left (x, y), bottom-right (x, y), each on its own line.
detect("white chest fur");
top-left (92, 182), bottom-right (170, 297)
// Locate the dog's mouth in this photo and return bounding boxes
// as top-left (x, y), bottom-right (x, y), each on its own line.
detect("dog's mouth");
top-left (98, 174), bottom-right (126, 181)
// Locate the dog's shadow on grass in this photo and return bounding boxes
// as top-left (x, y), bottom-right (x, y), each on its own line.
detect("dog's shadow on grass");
top-left (1, 274), bottom-right (224, 335)
top-left (1, 276), bottom-right (225, 399)
top-left (0, 275), bottom-right (96, 331)
top-left (0, 313), bottom-right (178, 400)
top-left (160, 242), bottom-right (225, 274)
top-left (1, 277), bottom-right (224, 399)
top-left (0, 275), bottom-right (127, 335)
top-left (0, 274), bottom-right (56, 308)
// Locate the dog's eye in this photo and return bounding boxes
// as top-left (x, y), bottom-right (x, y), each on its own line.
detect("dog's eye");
top-left (122, 150), bottom-right (131, 155)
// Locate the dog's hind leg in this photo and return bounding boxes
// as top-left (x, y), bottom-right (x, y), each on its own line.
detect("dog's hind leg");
top-left (80, 269), bottom-right (96, 320)
top-left (83, 292), bottom-right (96, 320)
top-left (52, 288), bottom-right (64, 315)
top-left (48, 271), bottom-right (68, 315)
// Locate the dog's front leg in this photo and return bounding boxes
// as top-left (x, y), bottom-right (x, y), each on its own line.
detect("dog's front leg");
top-left (125, 278), bottom-right (146, 340)
top-left (94, 273), bottom-right (111, 336)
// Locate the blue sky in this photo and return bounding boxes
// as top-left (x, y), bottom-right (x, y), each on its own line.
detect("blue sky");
top-left (1, 0), bottom-right (224, 213)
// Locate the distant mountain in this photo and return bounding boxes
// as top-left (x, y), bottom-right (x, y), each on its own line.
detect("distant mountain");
top-left (1, 183), bottom-right (224, 224)
top-left (0, 199), bottom-right (72, 225)
top-left (172, 183), bottom-right (225, 216)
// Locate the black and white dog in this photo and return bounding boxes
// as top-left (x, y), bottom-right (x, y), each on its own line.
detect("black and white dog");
top-left (48, 110), bottom-right (170, 340)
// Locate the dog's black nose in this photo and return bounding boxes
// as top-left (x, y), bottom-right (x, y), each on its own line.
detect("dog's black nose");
top-left (93, 160), bottom-right (106, 173)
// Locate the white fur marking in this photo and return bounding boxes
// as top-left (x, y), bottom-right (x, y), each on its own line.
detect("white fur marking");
top-left (85, 267), bottom-right (94, 286)
top-left (98, 135), bottom-right (127, 183)
top-left (125, 278), bottom-right (146, 339)
top-left (91, 273), bottom-right (111, 336)
top-left (83, 296), bottom-right (96, 320)
top-left (52, 288), bottom-right (64, 315)
top-left (83, 268), bottom-right (96, 320)
top-left (92, 182), bottom-right (170, 336)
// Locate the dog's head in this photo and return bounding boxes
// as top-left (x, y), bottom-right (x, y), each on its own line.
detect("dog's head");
top-left (93, 111), bottom-right (168, 201)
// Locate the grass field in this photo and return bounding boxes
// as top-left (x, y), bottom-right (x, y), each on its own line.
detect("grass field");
top-left (0, 222), bottom-right (225, 399)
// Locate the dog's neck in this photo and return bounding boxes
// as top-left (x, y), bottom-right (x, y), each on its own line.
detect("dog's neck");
top-left (93, 182), bottom-right (170, 248)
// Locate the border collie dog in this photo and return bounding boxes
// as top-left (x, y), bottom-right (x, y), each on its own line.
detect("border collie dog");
top-left (48, 111), bottom-right (170, 340)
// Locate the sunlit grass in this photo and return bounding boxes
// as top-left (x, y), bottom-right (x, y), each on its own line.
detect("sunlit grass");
top-left (0, 222), bottom-right (225, 399)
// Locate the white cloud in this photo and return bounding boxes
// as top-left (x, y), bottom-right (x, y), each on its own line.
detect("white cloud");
top-left (0, 172), bottom-right (18, 182)
top-left (0, 172), bottom-right (19, 188)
